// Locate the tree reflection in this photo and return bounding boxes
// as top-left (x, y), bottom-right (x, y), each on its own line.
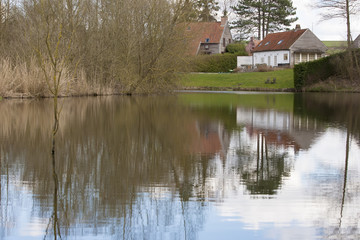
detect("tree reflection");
top-left (0, 96), bottom-right (209, 239)
top-left (294, 93), bottom-right (360, 239)
top-left (44, 159), bottom-right (61, 240)
top-left (240, 132), bottom-right (290, 195)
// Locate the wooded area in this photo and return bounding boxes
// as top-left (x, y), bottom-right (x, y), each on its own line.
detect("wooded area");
top-left (0, 0), bottom-right (199, 96)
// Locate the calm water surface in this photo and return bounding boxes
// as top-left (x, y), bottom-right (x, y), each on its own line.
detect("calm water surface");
top-left (1, 92), bottom-right (360, 240)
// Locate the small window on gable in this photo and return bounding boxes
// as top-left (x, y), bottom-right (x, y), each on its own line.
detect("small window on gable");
top-left (277, 40), bottom-right (284, 45)
top-left (205, 38), bottom-right (210, 43)
top-left (265, 41), bottom-right (270, 46)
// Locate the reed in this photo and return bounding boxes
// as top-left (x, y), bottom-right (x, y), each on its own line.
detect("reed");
top-left (0, 58), bottom-right (116, 98)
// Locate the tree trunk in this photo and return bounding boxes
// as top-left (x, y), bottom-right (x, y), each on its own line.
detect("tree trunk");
top-left (346, 0), bottom-right (351, 47)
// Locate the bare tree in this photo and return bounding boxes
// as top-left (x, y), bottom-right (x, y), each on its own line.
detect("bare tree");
top-left (0, 0), bottom-right (192, 97)
top-left (315, 0), bottom-right (360, 47)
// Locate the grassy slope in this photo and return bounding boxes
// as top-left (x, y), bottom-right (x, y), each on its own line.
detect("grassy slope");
top-left (322, 41), bottom-right (347, 47)
top-left (322, 41), bottom-right (347, 55)
top-left (180, 69), bottom-right (294, 90)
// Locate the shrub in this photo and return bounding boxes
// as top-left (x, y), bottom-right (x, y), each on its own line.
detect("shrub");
top-left (294, 53), bottom-right (340, 91)
top-left (189, 54), bottom-right (237, 72)
top-left (293, 62), bottom-right (307, 91)
top-left (255, 64), bottom-right (273, 72)
top-left (294, 49), bottom-right (360, 91)
top-left (226, 43), bottom-right (248, 56)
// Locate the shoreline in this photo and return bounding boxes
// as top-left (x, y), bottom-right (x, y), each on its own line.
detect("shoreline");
top-left (2, 84), bottom-right (360, 100)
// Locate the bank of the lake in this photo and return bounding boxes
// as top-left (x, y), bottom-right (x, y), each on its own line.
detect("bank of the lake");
top-left (180, 69), bottom-right (295, 91)
top-left (180, 68), bottom-right (360, 93)
top-left (303, 77), bottom-right (360, 92)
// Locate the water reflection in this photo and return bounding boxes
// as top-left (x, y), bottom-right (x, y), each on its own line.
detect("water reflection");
top-left (0, 93), bottom-right (360, 239)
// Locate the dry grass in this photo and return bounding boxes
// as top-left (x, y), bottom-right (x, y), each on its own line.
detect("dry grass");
top-left (0, 58), bottom-right (118, 98)
top-left (305, 77), bottom-right (360, 92)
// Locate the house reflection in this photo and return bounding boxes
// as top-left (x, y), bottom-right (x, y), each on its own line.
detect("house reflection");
top-left (237, 107), bottom-right (322, 152)
top-left (188, 120), bottom-right (230, 159)
top-left (235, 107), bottom-right (325, 195)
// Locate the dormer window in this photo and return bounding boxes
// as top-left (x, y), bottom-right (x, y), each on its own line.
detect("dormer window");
top-left (277, 40), bottom-right (284, 45)
top-left (205, 38), bottom-right (210, 43)
top-left (265, 41), bottom-right (270, 46)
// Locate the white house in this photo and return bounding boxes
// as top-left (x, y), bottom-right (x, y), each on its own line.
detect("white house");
top-left (252, 25), bottom-right (327, 67)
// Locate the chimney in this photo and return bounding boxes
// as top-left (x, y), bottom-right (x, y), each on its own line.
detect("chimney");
top-left (221, 16), bottom-right (228, 26)
top-left (295, 24), bottom-right (301, 31)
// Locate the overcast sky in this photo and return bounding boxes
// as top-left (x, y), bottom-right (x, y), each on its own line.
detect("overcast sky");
top-left (221, 0), bottom-right (360, 41)
top-left (292, 0), bottom-right (360, 41)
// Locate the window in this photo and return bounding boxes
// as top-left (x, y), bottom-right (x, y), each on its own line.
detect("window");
top-left (204, 45), bottom-right (209, 50)
top-left (277, 40), bottom-right (284, 45)
top-left (205, 38), bottom-right (210, 43)
top-left (265, 41), bottom-right (270, 46)
top-left (258, 42), bottom-right (263, 46)
top-left (284, 53), bottom-right (288, 61)
top-left (223, 38), bottom-right (226, 47)
top-left (261, 57), bottom-right (264, 63)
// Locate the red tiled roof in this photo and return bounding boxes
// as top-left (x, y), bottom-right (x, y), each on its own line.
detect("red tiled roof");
top-left (184, 22), bottom-right (224, 55)
top-left (252, 29), bottom-right (307, 52)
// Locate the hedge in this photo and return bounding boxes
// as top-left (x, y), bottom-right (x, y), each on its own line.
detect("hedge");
top-left (294, 55), bottom-right (337, 91)
top-left (189, 54), bottom-right (237, 73)
top-left (293, 50), bottom-right (360, 91)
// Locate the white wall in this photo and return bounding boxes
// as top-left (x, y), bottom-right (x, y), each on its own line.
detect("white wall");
top-left (253, 50), bottom-right (290, 67)
top-left (237, 56), bottom-right (252, 68)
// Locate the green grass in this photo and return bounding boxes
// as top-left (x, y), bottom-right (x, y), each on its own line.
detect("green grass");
top-left (180, 69), bottom-right (294, 90)
top-left (322, 41), bottom-right (347, 55)
top-left (322, 41), bottom-right (347, 48)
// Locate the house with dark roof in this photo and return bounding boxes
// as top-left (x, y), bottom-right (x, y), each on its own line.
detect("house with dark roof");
top-left (185, 17), bottom-right (232, 55)
top-left (252, 25), bottom-right (327, 67)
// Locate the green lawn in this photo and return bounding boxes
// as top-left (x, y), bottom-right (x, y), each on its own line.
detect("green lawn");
top-left (322, 41), bottom-right (347, 55)
top-left (322, 41), bottom-right (347, 48)
top-left (180, 69), bottom-right (294, 90)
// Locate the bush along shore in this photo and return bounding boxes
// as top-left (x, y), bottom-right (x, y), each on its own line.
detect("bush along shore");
top-left (294, 49), bottom-right (360, 92)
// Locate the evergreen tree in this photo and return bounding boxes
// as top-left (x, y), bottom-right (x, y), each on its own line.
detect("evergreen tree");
top-left (196, 0), bottom-right (220, 22)
top-left (231, 0), bottom-right (297, 40)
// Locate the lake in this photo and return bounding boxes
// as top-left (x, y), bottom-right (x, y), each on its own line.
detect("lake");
top-left (1, 92), bottom-right (360, 240)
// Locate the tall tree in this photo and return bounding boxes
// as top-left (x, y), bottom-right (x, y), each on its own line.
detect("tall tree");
top-left (231, 0), bottom-right (297, 40)
top-left (315, 0), bottom-right (360, 47)
top-left (196, 0), bottom-right (220, 22)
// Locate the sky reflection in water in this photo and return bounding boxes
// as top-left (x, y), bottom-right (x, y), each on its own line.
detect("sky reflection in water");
top-left (0, 92), bottom-right (360, 240)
